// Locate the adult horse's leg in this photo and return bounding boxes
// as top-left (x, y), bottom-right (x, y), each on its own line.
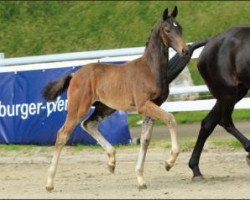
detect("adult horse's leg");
top-left (138, 101), bottom-right (179, 172)
top-left (219, 92), bottom-right (250, 165)
top-left (222, 119), bottom-right (250, 163)
top-left (189, 89), bottom-right (250, 179)
top-left (247, 153), bottom-right (250, 166)
top-left (135, 116), bottom-right (154, 190)
top-left (81, 102), bottom-right (117, 173)
top-left (189, 102), bottom-right (221, 179)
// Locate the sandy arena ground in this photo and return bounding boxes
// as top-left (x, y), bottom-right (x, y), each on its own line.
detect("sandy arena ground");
top-left (0, 122), bottom-right (249, 199)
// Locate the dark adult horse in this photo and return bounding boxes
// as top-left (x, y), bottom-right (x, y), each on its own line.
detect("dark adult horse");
top-left (42, 7), bottom-right (190, 191)
top-left (189, 25), bottom-right (250, 179)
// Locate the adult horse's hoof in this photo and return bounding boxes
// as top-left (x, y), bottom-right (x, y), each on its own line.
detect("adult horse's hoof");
top-left (192, 175), bottom-right (205, 182)
top-left (45, 185), bottom-right (54, 192)
top-left (138, 184), bottom-right (147, 191)
top-left (246, 154), bottom-right (250, 166)
top-left (107, 164), bottom-right (115, 174)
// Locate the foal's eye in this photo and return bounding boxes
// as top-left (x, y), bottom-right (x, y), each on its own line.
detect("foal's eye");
top-left (164, 27), bottom-right (170, 33)
top-left (173, 22), bottom-right (178, 27)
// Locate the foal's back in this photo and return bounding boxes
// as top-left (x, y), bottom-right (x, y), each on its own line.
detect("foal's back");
top-left (70, 57), bottom-right (158, 111)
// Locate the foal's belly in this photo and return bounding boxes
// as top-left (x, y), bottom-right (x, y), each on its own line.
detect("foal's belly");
top-left (99, 96), bottom-right (136, 112)
top-left (96, 88), bottom-right (136, 111)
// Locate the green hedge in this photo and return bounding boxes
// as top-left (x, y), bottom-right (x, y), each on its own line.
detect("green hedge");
top-left (0, 1), bottom-right (249, 58)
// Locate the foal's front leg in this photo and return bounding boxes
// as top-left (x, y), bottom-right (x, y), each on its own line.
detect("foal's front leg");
top-left (137, 101), bottom-right (180, 185)
top-left (135, 116), bottom-right (154, 190)
top-left (140, 101), bottom-right (179, 170)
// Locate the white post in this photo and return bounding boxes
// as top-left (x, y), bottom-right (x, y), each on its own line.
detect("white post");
top-left (0, 53), bottom-right (4, 59)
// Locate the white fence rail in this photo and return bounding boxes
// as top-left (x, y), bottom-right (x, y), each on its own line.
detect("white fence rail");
top-left (161, 98), bottom-right (250, 112)
top-left (0, 47), bottom-right (144, 66)
top-left (0, 42), bottom-right (203, 66)
top-left (165, 85), bottom-right (250, 112)
top-left (1, 44), bottom-right (249, 113)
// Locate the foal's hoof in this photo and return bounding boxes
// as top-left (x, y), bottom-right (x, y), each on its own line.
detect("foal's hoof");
top-left (138, 184), bottom-right (147, 191)
top-left (246, 154), bottom-right (250, 167)
top-left (108, 164), bottom-right (115, 173)
top-left (45, 185), bottom-right (54, 192)
top-left (165, 161), bottom-right (173, 171)
top-left (192, 175), bottom-right (205, 182)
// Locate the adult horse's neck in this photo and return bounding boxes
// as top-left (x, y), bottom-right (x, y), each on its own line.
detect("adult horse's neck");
top-left (143, 21), bottom-right (169, 88)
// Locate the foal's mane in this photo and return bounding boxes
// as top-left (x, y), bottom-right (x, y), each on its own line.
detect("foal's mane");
top-left (142, 19), bottom-right (170, 91)
top-left (145, 20), bottom-right (162, 48)
top-left (145, 28), bottom-right (154, 47)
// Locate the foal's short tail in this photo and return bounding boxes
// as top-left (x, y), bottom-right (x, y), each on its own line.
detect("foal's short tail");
top-left (42, 74), bottom-right (72, 102)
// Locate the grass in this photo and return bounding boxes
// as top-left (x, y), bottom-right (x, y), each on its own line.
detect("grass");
top-left (187, 59), bottom-right (205, 85)
top-left (211, 139), bottom-right (241, 148)
top-left (0, 138), bottom-right (242, 152)
top-left (0, 144), bottom-right (37, 151)
top-left (1, 1), bottom-right (250, 58)
top-left (71, 144), bottom-right (103, 152)
top-left (148, 139), bottom-right (196, 152)
top-left (127, 109), bottom-right (250, 127)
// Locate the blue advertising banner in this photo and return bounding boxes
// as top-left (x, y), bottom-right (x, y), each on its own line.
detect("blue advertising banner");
top-left (0, 64), bottom-right (131, 145)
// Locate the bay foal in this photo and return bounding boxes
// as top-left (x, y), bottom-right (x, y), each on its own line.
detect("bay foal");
top-left (43, 6), bottom-right (189, 191)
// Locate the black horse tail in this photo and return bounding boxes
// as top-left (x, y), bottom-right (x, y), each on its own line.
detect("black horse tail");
top-left (42, 74), bottom-right (73, 102)
top-left (167, 38), bottom-right (211, 83)
top-left (189, 37), bottom-right (211, 50)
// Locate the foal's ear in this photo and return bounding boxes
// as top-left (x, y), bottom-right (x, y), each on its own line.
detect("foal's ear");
top-left (162, 8), bottom-right (168, 21)
top-left (171, 6), bottom-right (178, 18)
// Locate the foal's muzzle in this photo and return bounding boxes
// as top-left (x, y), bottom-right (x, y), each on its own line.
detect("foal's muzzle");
top-left (181, 47), bottom-right (189, 57)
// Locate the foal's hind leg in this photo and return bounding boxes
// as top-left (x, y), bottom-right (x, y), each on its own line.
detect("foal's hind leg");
top-left (46, 85), bottom-right (93, 191)
top-left (81, 102), bottom-right (116, 173)
top-left (135, 116), bottom-right (154, 190)
top-left (46, 117), bottom-right (78, 191)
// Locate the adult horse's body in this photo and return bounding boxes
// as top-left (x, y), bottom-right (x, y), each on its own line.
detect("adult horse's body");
top-left (189, 25), bottom-right (250, 179)
top-left (43, 7), bottom-right (189, 191)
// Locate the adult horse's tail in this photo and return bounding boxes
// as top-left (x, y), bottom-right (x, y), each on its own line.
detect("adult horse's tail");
top-left (167, 38), bottom-right (210, 83)
top-left (42, 74), bottom-right (72, 102)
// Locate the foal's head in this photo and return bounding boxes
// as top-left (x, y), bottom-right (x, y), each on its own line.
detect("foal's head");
top-left (160, 6), bottom-right (189, 57)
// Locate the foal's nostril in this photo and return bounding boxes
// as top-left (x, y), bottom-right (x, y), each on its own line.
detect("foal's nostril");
top-left (182, 48), bottom-right (189, 57)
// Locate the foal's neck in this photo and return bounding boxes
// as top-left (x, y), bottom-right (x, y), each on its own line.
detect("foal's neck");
top-left (143, 22), bottom-right (169, 87)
